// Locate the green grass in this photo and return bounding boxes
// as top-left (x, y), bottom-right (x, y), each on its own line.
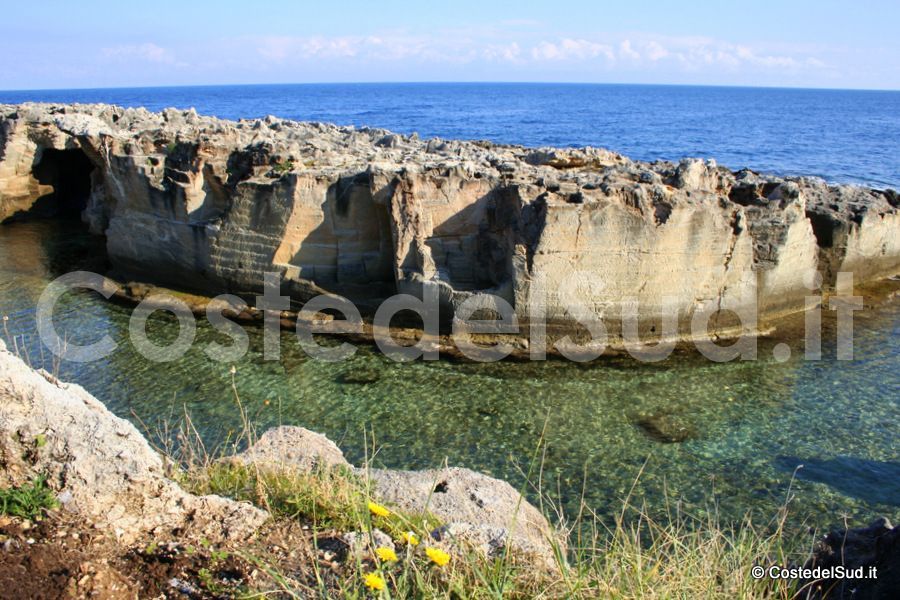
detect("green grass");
top-left (183, 460), bottom-right (438, 542)
top-left (0, 474), bottom-right (59, 520)
top-left (272, 159), bottom-right (295, 175)
top-left (175, 459), bottom-right (805, 599)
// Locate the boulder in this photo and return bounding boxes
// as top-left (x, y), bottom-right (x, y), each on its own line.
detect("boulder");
top-left (231, 425), bottom-right (350, 471)
top-left (360, 466), bottom-right (561, 564)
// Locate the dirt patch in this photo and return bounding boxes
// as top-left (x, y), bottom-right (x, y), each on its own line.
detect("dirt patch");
top-left (0, 512), bottom-right (134, 599)
top-left (0, 510), bottom-right (340, 599)
top-left (122, 542), bottom-right (256, 598)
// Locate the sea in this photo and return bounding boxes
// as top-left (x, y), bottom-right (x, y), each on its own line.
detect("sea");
top-left (1, 82), bottom-right (899, 188)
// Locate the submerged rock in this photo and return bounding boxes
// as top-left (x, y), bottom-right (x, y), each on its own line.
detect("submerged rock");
top-left (335, 367), bottom-right (381, 385)
top-left (633, 412), bottom-right (698, 443)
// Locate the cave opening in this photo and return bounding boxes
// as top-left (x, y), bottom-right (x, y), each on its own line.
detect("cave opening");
top-left (806, 211), bottom-right (837, 248)
top-left (23, 148), bottom-right (95, 220)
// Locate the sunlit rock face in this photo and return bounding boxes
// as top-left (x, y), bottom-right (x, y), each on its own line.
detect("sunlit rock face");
top-left (1, 103), bottom-right (898, 343)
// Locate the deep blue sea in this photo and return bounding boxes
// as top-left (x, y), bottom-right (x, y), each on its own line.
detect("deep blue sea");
top-left (2, 82), bottom-right (899, 188)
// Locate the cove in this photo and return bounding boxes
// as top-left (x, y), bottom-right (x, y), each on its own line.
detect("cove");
top-left (1, 219), bottom-right (898, 538)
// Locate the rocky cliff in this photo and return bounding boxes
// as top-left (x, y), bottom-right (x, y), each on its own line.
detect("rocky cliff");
top-left (1, 103), bottom-right (898, 345)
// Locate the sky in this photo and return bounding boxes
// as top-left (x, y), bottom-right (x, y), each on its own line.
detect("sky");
top-left (1, 1), bottom-right (898, 91)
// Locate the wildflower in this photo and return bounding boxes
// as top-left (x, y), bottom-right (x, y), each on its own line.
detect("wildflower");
top-left (401, 531), bottom-right (419, 546)
top-left (363, 572), bottom-right (386, 591)
top-left (229, 365), bottom-right (237, 375)
top-left (425, 547), bottom-right (450, 566)
top-left (368, 501), bottom-right (390, 518)
top-left (375, 546), bottom-right (398, 562)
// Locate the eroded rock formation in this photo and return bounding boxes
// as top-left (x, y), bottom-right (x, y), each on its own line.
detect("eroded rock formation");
top-left (0, 339), bottom-right (269, 544)
top-left (1, 103), bottom-right (898, 345)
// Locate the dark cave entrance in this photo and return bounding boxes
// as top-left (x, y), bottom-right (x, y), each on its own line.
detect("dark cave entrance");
top-left (23, 148), bottom-right (95, 220)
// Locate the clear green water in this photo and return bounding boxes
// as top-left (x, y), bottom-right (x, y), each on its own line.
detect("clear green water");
top-left (2, 221), bottom-right (898, 534)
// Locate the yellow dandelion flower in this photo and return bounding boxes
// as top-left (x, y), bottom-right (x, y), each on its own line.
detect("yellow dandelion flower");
top-left (368, 501), bottom-right (390, 518)
top-left (363, 572), bottom-right (386, 591)
top-left (375, 546), bottom-right (398, 562)
top-left (401, 531), bottom-right (419, 546)
top-left (425, 547), bottom-right (451, 566)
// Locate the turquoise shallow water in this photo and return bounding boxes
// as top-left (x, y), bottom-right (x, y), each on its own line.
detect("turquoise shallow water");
top-left (1, 221), bottom-right (898, 535)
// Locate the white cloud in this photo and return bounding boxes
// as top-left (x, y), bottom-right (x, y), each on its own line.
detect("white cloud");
top-left (644, 41), bottom-right (669, 61)
top-left (102, 43), bottom-right (175, 64)
top-left (619, 40), bottom-right (640, 61)
top-left (532, 38), bottom-right (614, 61)
top-left (244, 31), bottom-right (825, 79)
top-left (257, 36), bottom-right (363, 61)
top-left (483, 42), bottom-right (522, 62)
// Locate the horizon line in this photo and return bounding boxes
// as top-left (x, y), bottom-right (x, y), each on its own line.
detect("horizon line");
top-left (2, 80), bottom-right (899, 95)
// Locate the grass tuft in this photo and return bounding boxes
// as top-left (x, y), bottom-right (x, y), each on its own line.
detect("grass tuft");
top-left (0, 474), bottom-right (59, 520)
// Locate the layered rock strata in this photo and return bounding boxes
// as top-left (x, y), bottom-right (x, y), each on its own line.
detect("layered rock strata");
top-left (1, 103), bottom-right (898, 345)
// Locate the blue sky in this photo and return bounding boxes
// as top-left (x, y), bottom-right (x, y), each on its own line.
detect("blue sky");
top-left (2, 0), bottom-right (898, 90)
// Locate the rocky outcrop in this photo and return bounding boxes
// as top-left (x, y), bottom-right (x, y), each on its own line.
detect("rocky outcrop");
top-left (0, 339), bottom-right (269, 544)
top-left (1, 103), bottom-right (898, 345)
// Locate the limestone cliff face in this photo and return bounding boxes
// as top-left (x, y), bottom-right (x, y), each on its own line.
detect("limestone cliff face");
top-left (1, 103), bottom-right (898, 342)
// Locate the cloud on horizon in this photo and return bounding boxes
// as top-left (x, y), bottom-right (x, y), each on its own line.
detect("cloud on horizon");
top-left (233, 31), bottom-right (830, 80)
top-left (101, 43), bottom-right (178, 65)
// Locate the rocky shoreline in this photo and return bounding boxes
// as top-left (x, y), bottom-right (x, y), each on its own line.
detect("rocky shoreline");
top-left (2, 103), bottom-right (899, 352)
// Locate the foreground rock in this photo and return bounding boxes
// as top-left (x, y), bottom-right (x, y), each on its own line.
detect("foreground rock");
top-left (230, 425), bottom-right (350, 472)
top-left (0, 340), bottom-right (268, 544)
top-left (365, 466), bottom-right (558, 561)
top-left (1, 103), bottom-right (898, 348)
